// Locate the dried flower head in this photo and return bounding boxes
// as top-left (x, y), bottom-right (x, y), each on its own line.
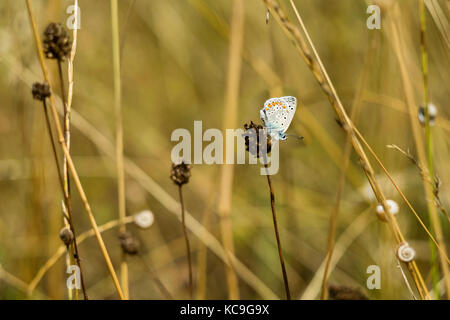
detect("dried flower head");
top-left (328, 284), bottom-right (368, 300)
top-left (119, 231), bottom-right (140, 255)
top-left (59, 227), bottom-right (74, 246)
top-left (170, 162), bottom-right (191, 186)
top-left (134, 210), bottom-right (154, 229)
top-left (243, 121), bottom-right (272, 158)
top-left (43, 23), bottom-right (72, 61)
top-left (418, 103), bottom-right (437, 126)
top-left (31, 82), bottom-right (51, 101)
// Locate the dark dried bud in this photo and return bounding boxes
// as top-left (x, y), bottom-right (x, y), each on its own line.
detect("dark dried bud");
top-left (243, 121), bottom-right (272, 158)
top-left (119, 231), bottom-right (140, 255)
top-left (32, 82), bottom-right (51, 101)
top-left (59, 227), bottom-right (74, 246)
top-left (43, 23), bottom-right (72, 61)
top-left (328, 284), bottom-right (368, 300)
top-left (170, 162), bottom-right (191, 186)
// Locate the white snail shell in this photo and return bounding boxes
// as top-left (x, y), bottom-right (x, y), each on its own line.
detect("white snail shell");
top-left (397, 242), bottom-right (416, 262)
top-left (418, 103), bottom-right (437, 126)
top-left (133, 210), bottom-right (154, 229)
top-left (376, 200), bottom-right (399, 220)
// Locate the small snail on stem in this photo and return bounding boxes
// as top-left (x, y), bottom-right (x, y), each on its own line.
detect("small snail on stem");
top-left (375, 199), bottom-right (399, 222)
top-left (397, 242), bottom-right (416, 262)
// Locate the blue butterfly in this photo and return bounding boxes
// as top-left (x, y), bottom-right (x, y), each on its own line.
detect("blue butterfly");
top-left (260, 96), bottom-right (297, 141)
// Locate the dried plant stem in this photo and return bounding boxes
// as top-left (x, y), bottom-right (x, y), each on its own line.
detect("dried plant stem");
top-left (57, 59), bottom-right (82, 300)
top-left (27, 216), bottom-right (135, 296)
top-left (42, 100), bottom-right (88, 299)
top-left (137, 255), bottom-right (174, 300)
top-left (387, 4), bottom-right (450, 298)
top-left (265, 0), bottom-right (429, 298)
top-left (178, 185), bottom-right (193, 298)
top-left (25, 0), bottom-right (124, 300)
top-left (420, 0), bottom-right (440, 298)
top-left (217, 0), bottom-right (244, 300)
top-left (321, 36), bottom-right (375, 300)
top-left (110, 0), bottom-right (129, 299)
top-left (264, 163), bottom-right (291, 300)
top-left (196, 180), bottom-right (217, 299)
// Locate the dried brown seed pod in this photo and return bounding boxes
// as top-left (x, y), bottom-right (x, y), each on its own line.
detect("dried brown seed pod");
top-left (31, 82), bottom-right (51, 101)
top-left (118, 231), bottom-right (140, 255)
top-left (43, 22), bottom-right (72, 61)
top-left (170, 162), bottom-right (191, 186)
top-left (243, 121), bottom-right (272, 158)
top-left (59, 227), bottom-right (74, 246)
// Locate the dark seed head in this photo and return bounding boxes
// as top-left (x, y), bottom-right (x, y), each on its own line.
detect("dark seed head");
top-left (328, 284), bottom-right (368, 300)
top-left (59, 227), bottom-right (74, 246)
top-left (119, 231), bottom-right (140, 255)
top-left (243, 121), bottom-right (272, 158)
top-left (31, 82), bottom-right (51, 101)
top-left (170, 162), bottom-right (191, 186)
top-left (43, 23), bottom-right (72, 62)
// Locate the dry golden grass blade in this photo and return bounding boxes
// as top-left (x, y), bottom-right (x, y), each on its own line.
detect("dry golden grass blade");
top-left (25, 0), bottom-right (125, 300)
top-left (110, 0), bottom-right (129, 299)
top-left (386, 3), bottom-right (450, 297)
top-left (4, 53), bottom-right (277, 298)
top-left (27, 216), bottom-right (135, 297)
top-left (216, 0), bottom-right (245, 299)
top-left (301, 208), bottom-right (374, 299)
top-left (265, 0), bottom-right (429, 298)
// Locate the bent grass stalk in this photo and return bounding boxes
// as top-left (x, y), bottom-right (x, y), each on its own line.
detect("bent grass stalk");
top-left (110, 0), bottom-right (129, 299)
top-left (42, 98), bottom-right (88, 300)
top-left (264, 0), bottom-right (429, 298)
top-left (419, 0), bottom-right (440, 298)
top-left (25, 0), bottom-right (125, 300)
top-left (5, 49), bottom-right (279, 300)
top-left (387, 4), bottom-right (450, 297)
top-left (216, 0), bottom-right (244, 300)
top-left (320, 35), bottom-right (376, 299)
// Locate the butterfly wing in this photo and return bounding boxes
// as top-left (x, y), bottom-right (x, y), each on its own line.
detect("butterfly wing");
top-left (260, 96), bottom-right (297, 139)
top-left (278, 96), bottom-right (297, 134)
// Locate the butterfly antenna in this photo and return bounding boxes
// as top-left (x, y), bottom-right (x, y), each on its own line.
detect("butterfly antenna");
top-left (286, 134), bottom-right (304, 141)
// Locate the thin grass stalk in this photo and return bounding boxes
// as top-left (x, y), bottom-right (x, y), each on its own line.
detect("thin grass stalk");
top-left (196, 179), bottom-right (217, 299)
top-left (217, 0), bottom-right (244, 300)
top-left (265, 0), bottom-right (429, 298)
top-left (137, 255), bottom-right (174, 300)
top-left (178, 185), bottom-right (193, 298)
top-left (41, 100), bottom-right (88, 299)
top-left (57, 60), bottom-right (77, 300)
top-left (387, 4), bottom-right (450, 298)
top-left (420, 0), bottom-right (440, 298)
top-left (320, 35), bottom-right (375, 299)
top-left (110, 0), bottom-right (129, 299)
top-left (264, 163), bottom-right (291, 300)
top-left (27, 216), bottom-right (135, 296)
top-left (9, 47), bottom-right (279, 299)
top-left (25, 0), bottom-right (125, 300)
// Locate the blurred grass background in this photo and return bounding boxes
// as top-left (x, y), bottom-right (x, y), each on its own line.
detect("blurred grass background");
top-left (0, 0), bottom-right (449, 299)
